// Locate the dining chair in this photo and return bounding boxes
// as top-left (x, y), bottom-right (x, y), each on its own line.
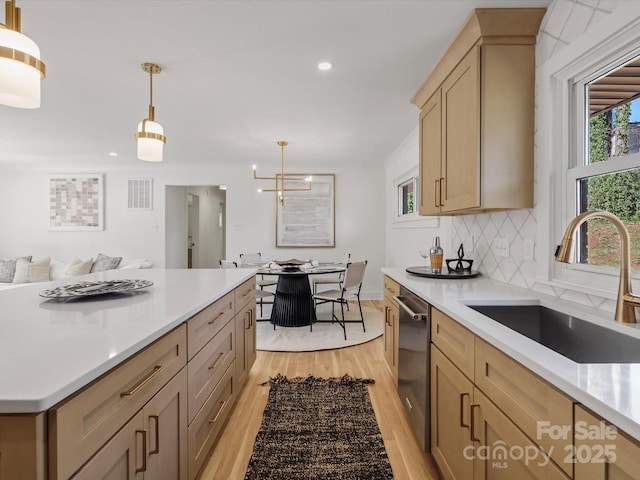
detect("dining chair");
top-left (221, 258), bottom-right (274, 317)
top-left (311, 260), bottom-right (367, 340)
top-left (311, 253), bottom-right (351, 294)
top-left (239, 252), bottom-right (276, 317)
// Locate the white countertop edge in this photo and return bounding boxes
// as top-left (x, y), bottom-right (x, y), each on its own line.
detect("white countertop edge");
top-left (0, 268), bottom-right (257, 414)
top-left (382, 267), bottom-right (640, 442)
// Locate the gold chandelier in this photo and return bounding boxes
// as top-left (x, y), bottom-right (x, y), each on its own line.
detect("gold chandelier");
top-left (135, 62), bottom-right (166, 162)
top-left (0, 0), bottom-right (46, 108)
top-left (253, 141), bottom-right (312, 205)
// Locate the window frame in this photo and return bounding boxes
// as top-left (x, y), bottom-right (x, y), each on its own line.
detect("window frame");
top-left (397, 175), bottom-right (418, 218)
top-left (391, 166), bottom-right (439, 228)
top-left (538, 3), bottom-right (640, 298)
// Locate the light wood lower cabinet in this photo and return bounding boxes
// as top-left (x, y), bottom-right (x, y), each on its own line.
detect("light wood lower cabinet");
top-left (574, 405), bottom-right (640, 479)
top-left (382, 275), bottom-right (400, 382)
top-left (431, 308), bottom-right (573, 479)
top-left (235, 300), bottom-right (256, 389)
top-left (431, 345), bottom-right (474, 480)
top-left (71, 368), bottom-right (188, 480)
top-left (0, 413), bottom-right (46, 480)
top-left (188, 361), bottom-right (236, 480)
top-left (0, 281), bottom-right (257, 479)
top-left (49, 325), bottom-right (187, 480)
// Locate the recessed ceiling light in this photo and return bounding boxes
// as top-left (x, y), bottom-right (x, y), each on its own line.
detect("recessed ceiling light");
top-left (108, 152), bottom-right (118, 157)
top-left (318, 61), bottom-right (333, 71)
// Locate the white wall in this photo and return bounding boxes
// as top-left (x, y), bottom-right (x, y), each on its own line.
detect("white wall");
top-left (384, 128), bottom-right (452, 268)
top-left (0, 160), bottom-right (385, 298)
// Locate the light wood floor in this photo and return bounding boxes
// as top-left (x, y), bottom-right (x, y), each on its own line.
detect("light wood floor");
top-left (197, 300), bottom-right (441, 480)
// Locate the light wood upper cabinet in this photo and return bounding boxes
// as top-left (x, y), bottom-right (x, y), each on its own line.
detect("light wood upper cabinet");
top-left (412, 8), bottom-right (544, 215)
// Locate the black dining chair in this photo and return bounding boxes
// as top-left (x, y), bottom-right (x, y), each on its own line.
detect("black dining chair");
top-left (311, 260), bottom-right (367, 340)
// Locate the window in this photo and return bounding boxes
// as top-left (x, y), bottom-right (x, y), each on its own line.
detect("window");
top-left (569, 57), bottom-right (640, 271)
top-left (538, 5), bottom-right (640, 295)
top-left (398, 176), bottom-right (417, 216)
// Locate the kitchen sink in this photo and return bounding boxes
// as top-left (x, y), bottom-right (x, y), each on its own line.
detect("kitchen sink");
top-left (468, 304), bottom-right (640, 363)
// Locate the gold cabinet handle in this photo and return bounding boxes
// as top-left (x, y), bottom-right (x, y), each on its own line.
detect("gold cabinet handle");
top-left (208, 400), bottom-right (227, 424)
top-left (208, 352), bottom-right (225, 371)
top-left (434, 179), bottom-right (440, 207)
top-left (120, 365), bottom-right (162, 397)
top-left (459, 392), bottom-right (469, 428)
top-left (207, 311), bottom-right (226, 325)
top-left (470, 403), bottom-right (480, 442)
top-left (440, 177), bottom-right (445, 206)
top-left (246, 309), bottom-right (253, 329)
top-left (242, 287), bottom-right (254, 298)
top-left (135, 429), bottom-right (147, 473)
top-left (149, 415), bottom-right (160, 455)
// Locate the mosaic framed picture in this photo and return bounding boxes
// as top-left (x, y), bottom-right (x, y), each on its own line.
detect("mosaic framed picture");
top-left (49, 174), bottom-right (104, 231)
top-left (276, 173), bottom-right (335, 248)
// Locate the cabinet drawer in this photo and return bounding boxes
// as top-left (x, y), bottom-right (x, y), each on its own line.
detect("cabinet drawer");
top-left (574, 405), bottom-right (640, 479)
top-left (187, 292), bottom-right (235, 360)
top-left (383, 275), bottom-right (400, 303)
top-left (431, 308), bottom-right (474, 379)
top-left (235, 277), bottom-right (256, 311)
top-left (475, 338), bottom-right (573, 476)
top-left (188, 361), bottom-right (236, 480)
top-left (49, 325), bottom-right (187, 480)
top-left (474, 388), bottom-right (570, 480)
top-left (187, 318), bottom-right (235, 424)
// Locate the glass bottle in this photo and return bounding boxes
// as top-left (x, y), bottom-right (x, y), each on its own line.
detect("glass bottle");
top-left (430, 236), bottom-right (444, 274)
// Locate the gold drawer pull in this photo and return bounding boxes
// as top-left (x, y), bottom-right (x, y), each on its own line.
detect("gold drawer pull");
top-left (121, 365), bottom-right (162, 397)
top-left (459, 392), bottom-right (469, 428)
top-left (207, 311), bottom-right (226, 325)
top-left (435, 179), bottom-right (440, 207)
top-left (242, 287), bottom-right (254, 298)
top-left (208, 352), bottom-right (225, 370)
top-left (149, 414), bottom-right (160, 455)
top-left (135, 429), bottom-right (147, 473)
top-left (247, 309), bottom-right (253, 329)
top-left (208, 400), bottom-right (227, 424)
top-left (470, 403), bottom-right (480, 442)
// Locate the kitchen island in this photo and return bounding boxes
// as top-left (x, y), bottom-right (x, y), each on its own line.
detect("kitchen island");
top-left (383, 267), bottom-right (640, 478)
top-left (0, 267), bottom-right (257, 479)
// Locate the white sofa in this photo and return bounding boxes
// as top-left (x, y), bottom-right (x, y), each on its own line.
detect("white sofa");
top-left (0, 255), bottom-right (153, 292)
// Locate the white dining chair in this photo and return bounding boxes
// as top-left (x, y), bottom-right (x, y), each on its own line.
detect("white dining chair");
top-left (311, 253), bottom-right (351, 294)
top-left (223, 257), bottom-right (274, 318)
top-left (311, 260), bottom-right (367, 340)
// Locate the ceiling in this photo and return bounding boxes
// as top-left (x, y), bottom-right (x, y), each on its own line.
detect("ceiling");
top-left (1, 0), bottom-right (552, 169)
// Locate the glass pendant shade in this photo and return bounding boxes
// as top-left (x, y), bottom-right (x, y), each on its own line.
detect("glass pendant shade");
top-left (136, 120), bottom-right (164, 162)
top-left (0, 28), bottom-right (43, 108)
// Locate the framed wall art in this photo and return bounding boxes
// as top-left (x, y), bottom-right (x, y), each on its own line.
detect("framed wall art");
top-left (49, 174), bottom-right (104, 231)
top-left (276, 173), bottom-right (335, 248)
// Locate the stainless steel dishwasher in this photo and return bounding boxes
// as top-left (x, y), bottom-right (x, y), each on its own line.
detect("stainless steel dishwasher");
top-left (395, 286), bottom-right (431, 451)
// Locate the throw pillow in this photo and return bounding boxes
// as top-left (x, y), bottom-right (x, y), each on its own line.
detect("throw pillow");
top-left (13, 257), bottom-right (51, 284)
top-left (90, 253), bottom-right (122, 272)
top-left (64, 259), bottom-right (94, 277)
top-left (0, 256), bottom-right (32, 283)
top-left (50, 258), bottom-right (80, 280)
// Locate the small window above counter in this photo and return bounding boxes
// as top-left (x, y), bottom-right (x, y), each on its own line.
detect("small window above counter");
top-left (411, 8), bottom-right (546, 216)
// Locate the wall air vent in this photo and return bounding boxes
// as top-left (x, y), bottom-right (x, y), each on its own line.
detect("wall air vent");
top-left (128, 178), bottom-right (153, 209)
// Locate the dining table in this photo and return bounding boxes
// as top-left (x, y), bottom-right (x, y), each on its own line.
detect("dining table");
top-left (254, 263), bottom-right (346, 327)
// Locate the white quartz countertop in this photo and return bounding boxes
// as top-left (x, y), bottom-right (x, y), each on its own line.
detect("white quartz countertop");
top-left (0, 268), bottom-right (256, 413)
top-left (382, 267), bottom-right (640, 442)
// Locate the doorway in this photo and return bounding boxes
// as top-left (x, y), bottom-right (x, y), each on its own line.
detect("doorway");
top-left (165, 186), bottom-right (226, 268)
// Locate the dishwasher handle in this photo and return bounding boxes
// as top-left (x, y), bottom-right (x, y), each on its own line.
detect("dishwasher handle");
top-left (394, 295), bottom-right (428, 321)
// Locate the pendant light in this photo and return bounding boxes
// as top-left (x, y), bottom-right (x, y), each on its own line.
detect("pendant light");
top-left (0, 0), bottom-right (46, 109)
top-left (135, 62), bottom-right (166, 162)
top-left (252, 141), bottom-right (312, 205)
